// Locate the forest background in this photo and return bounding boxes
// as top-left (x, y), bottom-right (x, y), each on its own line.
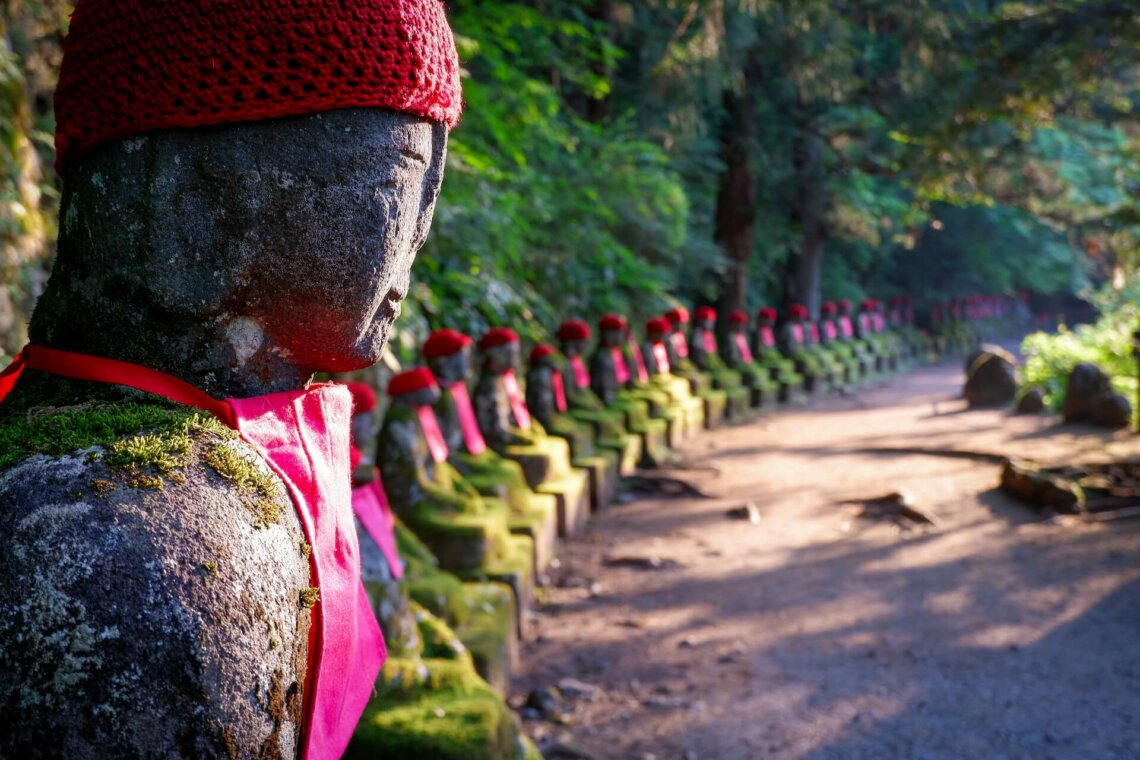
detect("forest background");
top-left (2, 0), bottom-right (1139, 364)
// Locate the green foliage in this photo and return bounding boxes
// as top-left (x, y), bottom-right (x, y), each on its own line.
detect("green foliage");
top-left (1021, 284), bottom-right (1140, 411)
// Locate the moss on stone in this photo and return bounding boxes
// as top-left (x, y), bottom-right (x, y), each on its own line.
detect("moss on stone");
top-left (299, 587), bottom-right (320, 609)
top-left (202, 438), bottom-right (283, 528)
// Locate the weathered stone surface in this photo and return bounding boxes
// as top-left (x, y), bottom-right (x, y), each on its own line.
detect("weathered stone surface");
top-left (0, 429), bottom-right (309, 758)
top-left (1062, 363), bottom-right (1130, 428)
top-left (1014, 387), bottom-right (1047, 414)
top-left (964, 349), bottom-right (1018, 408)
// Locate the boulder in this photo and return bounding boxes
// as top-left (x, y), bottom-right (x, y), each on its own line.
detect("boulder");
top-left (964, 349), bottom-right (1018, 408)
top-left (1062, 363), bottom-right (1131, 428)
top-left (1014, 388), bottom-right (1046, 414)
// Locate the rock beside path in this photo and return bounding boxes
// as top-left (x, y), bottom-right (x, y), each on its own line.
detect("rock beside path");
top-left (1062, 363), bottom-right (1132, 429)
top-left (964, 347), bottom-right (1018, 407)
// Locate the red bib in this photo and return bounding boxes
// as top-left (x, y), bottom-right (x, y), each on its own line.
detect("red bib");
top-left (0, 345), bottom-right (382, 760)
top-left (734, 332), bottom-right (753, 363)
top-left (501, 370), bottom-right (531, 430)
top-left (569, 355), bottom-right (590, 389)
top-left (651, 342), bottom-right (671, 374)
top-left (448, 382), bottom-right (487, 456)
top-left (416, 404), bottom-right (449, 464)
top-left (611, 346), bottom-right (631, 385)
top-left (628, 341), bottom-right (649, 384)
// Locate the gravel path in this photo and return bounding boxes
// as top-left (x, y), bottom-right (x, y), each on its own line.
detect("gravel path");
top-left (514, 360), bottom-right (1140, 760)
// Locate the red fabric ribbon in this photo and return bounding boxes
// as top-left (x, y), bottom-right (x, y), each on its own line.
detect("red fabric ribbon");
top-left (351, 475), bottom-right (403, 581)
top-left (569, 355), bottom-right (590, 389)
top-left (652, 342), bottom-right (671, 373)
top-left (611, 346), bottom-right (631, 385)
top-left (551, 370), bottom-right (568, 413)
top-left (760, 326), bottom-right (776, 348)
top-left (448, 382), bottom-right (486, 456)
top-left (791, 324), bottom-right (804, 344)
top-left (734, 333), bottom-right (753, 363)
top-left (672, 332), bottom-right (690, 358)
top-left (502, 370), bottom-right (532, 431)
top-left (701, 329), bottom-right (717, 355)
top-left (628, 341), bottom-right (649, 384)
top-left (415, 404), bottom-right (449, 464)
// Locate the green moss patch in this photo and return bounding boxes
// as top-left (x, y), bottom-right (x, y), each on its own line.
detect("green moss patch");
top-left (202, 439), bottom-right (283, 527)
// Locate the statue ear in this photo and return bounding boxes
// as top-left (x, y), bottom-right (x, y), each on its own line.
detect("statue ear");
top-left (412, 123), bottom-right (449, 250)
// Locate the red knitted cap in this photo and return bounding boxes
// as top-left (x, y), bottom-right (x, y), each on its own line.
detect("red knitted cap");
top-left (694, 306), bottom-right (717, 322)
top-left (646, 317), bottom-right (671, 336)
top-left (757, 307), bottom-right (777, 321)
top-left (387, 366), bottom-right (437, 396)
top-left (838, 299), bottom-right (852, 310)
top-left (54, 0), bottom-right (462, 171)
top-left (479, 327), bottom-right (519, 350)
top-left (422, 328), bottom-right (472, 359)
top-left (727, 310), bottom-right (749, 326)
top-left (556, 319), bottom-right (592, 342)
top-left (665, 308), bottom-right (690, 326)
top-left (529, 344), bottom-right (557, 363)
top-left (821, 302), bottom-right (837, 315)
top-left (598, 314), bottom-right (627, 331)
top-left (345, 381), bottom-right (378, 412)
top-left (788, 304), bottom-right (809, 319)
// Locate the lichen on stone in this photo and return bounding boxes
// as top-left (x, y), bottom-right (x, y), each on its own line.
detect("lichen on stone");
top-left (299, 587), bottom-right (320, 609)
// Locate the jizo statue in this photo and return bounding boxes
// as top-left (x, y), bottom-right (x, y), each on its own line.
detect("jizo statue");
top-left (0, 2), bottom-right (460, 757)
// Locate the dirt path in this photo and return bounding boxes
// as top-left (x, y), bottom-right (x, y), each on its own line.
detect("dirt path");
top-left (513, 360), bottom-right (1140, 760)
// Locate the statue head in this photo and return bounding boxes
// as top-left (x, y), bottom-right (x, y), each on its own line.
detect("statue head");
top-left (694, 306), bottom-right (717, 331)
top-left (478, 328), bottom-right (521, 375)
top-left (820, 302), bottom-right (837, 322)
top-left (423, 329), bottom-right (474, 387)
top-left (528, 344), bottom-right (559, 370)
top-left (33, 0), bottom-right (463, 395)
top-left (646, 317), bottom-right (671, 343)
top-left (598, 314), bottom-right (627, 348)
top-left (756, 307), bottom-right (777, 327)
top-left (727, 310), bottom-right (749, 334)
top-left (789, 304), bottom-right (809, 324)
top-left (665, 307), bottom-right (690, 338)
top-left (556, 320), bottom-right (592, 358)
top-left (387, 368), bottom-right (442, 409)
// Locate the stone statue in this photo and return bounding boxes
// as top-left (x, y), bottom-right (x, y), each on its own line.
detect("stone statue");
top-left (719, 310), bottom-right (781, 408)
top-left (342, 383), bottom-right (536, 757)
top-left (814, 302), bottom-right (861, 384)
top-left (778, 304), bottom-right (831, 393)
top-left (422, 328), bottom-right (558, 570)
top-left (374, 367), bottom-right (533, 618)
top-left (663, 308), bottom-right (729, 427)
top-left (526, 343), bottom-right (619, 509)
top-left (750, 307), bottom-right (805, 403)
top-left (0, 1), bottom-right (460, 755)
top-left (686, 306), bottom-right (756, 419)
top-left (589, 314), bottom-right (674, 464)
top-left (555, 319), bottom-right (644, 474)
top-left (473, 328), bottom-right (591, 537)
top-left (642, 317), bottom-right (709, 426)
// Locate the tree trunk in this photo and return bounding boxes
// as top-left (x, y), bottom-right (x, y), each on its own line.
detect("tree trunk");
top-left (714, 80), bottom-right (758, 314)
top-left (783, 131), bottom-right (827, 317)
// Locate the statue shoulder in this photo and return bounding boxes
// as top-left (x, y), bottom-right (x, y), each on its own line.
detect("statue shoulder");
top-left (0, 400), bottom-right (309, 758)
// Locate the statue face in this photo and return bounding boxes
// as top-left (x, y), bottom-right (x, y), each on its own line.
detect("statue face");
top-left (483, 343), bottom-right (518, 374)
top-left (560, 339), bottom-right (587, 357)
top-left (395, 385), bottom-right (441, 408)
top-left (428, 348), bottom-right (471, 386)
top-left (601, 328), bottom-right (623, 347)
top-left (58, 109), bottom-right (447, 375)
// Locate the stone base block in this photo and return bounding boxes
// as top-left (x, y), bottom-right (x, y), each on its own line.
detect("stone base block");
top-left (537, 469), bottom-right (590, 538)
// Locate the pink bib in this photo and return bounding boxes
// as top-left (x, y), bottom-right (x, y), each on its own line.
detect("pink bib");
top-left (415, 404), bottom-right (450, 464)
top-left (551, 370), bottom-right (568, 413)
top-left (701, 329), bottom-right (717, 354)
top-left (569, 355), bottom-right (590, 389)
top-left (734, 333), bottom-right (753, 363)
top-left (0, 345), bottom-right (383, 760)
top-left (760, 326), bottom-right (775, 348)
top-left (791, 324), bottom-right (804, 344)
top-left (839, 316), bottom-right (854, 338)
top-left (628, 341), bottom-right (649, 384)
top-left (824, 322), bottom-right (838, 340)
top-left (611, 346), bottom-right (631, 384)
top-left (448, 382), bottom-right (487, 456)
top-left (809, 323), bottom-right (820, 343)
top-left (652, 342), bottom-right (671, 373)
top-left (672, 332), bottom-right (690, 358)
top-left (501, 370), bottom-right (532, 430)
top-left (352, 474), bottom-right (403, 581)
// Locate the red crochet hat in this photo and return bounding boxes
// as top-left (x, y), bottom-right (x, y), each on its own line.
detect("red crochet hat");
top-left (838, 299), bottom-right (852, 310)
top-left (694, 306), bottom-right (717, 322)
top-left (646, 316), bottom-right (671, 336)
top-left (757, 307), bottom-right (777, 321)
top-left (529, 344), bottom-right (558, 363)
top-left (788, 304), bottom-right (809, 320)
top-left (387, 366), bottom-right (438, 396)
top-left (665, 308), bottom-right (690, 326)
top-left (598, 314), bottom-right (627, 331)
top-left (556, 319), bottom-right (592, 342)
top-left (821, 302), bottom-right (837, 315)
top-left (422, 328), bottom-right (472, 359)
top-left (345, 381), bottom-right (378, 413)
top-left (54, 0), bottom-right (463, 171)
top-left (478, 327), bottom-right (519, 350)
top-left (727, 310), bottom-right (749, 326)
